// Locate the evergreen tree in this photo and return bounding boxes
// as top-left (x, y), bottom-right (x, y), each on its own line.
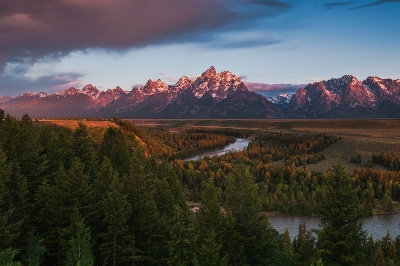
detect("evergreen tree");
top-left (100, 176), bottom-right (135, 265)
top-left (23, 232), bottom-right (45, 266)
top-left (371, 244), bottom-right (385, 266)
top-left (0, 108), bottom-right (4, 121)
top-left (98, 127), bottom-right (131, 174)
top-left (0, 248), bottom-right (22, 266)
top-left (224, 164), bottom-right (278, 265)
top-left (66, 210), bottom-right (94, 266)
top-left (275, 228), bottom-right (298, 265)
top-left (196, 178), bottom-right (227, 265)
top-left (72, 122), bottom-right (98, 180)
top-left (168, 204), bottom-right (198, 266)
top-left (294, 222), bottom-right (315, 266)
top-left (0, 149), bottom-right (23, 250)
top-left (316, 162), bottom-right (367, 266)
top-left (281, 229), bottom-right (293, 255)
top-left (197, 178), bottom-right (224, 234)
top-left (34, 160), bottom-right (92, 265)
top-left (197, 230), bottom-right (226, 266)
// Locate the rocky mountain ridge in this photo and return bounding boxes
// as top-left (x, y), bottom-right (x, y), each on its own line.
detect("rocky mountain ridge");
top-left (1, 67), bottom-right (399, 118)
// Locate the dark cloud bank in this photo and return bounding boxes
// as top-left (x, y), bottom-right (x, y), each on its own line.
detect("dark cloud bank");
top-left (0, 0), bottom-right (289, 68)
top-left (0, 0), bottom-right (289, 95)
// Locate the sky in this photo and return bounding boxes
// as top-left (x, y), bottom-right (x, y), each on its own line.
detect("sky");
top-left (0, 0), bottom-right (399, 97)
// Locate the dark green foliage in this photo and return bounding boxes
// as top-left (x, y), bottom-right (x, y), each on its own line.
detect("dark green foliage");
top-left (294, 222), bottom-right (316, 265)
top-left (141, 127), bottom-right (236, 159)
top-left (0, 248), bottom-right (22, 266)
top-left (351, 154), bottom-right (362, 165)
top-left (2, 114), bottom-right (400, 265)
top-left (98, 127), bottom-right (131, 174)
top-left (168, 204), bottom-right (198, 266)
top-left (72, 122), bottom-right (98, 179)
top-left (316, 162), bottom-right (367, 266)
top-left (66, 211), bottom-right (94, 266)
top-left (372, 152), bottom-right (400, 170)
top-left (196, 178), bottom-right (226, 265)
top-left (23, 232), bottom-right (45, 266)
top-left (224, 165), bottom-right (278, 265)
top-left (0, 149), bottom-right (25, 251)
top-left (100, 175), bottom-right (135, 265)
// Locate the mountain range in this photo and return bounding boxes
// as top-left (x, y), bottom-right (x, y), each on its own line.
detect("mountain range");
top-left (0, 66), bottom-right (399, 118)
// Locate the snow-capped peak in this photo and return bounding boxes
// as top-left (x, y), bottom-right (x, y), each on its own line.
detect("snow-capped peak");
top-left (82, 84), bottom-right (100, 97)
top-left (142, 79), bottom-right (169, 94)
top-left (267, 93), bottom-right (293, 104)
top-left (201, 66), bottom-right (217, 79)
top-left (0, 96), bottom-right (13, 103)
top-left (175, 76), bottom-right (191, 86)
top-left (18, 92), bottom-right (35, 97)
top-left (38, 92), bottom-right (48, 98)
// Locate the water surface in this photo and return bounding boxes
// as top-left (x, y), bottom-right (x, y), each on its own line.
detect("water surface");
top-left (269, 214), bottom-right (400, 239)
top-left (184, 138), bottom-right (250, 161)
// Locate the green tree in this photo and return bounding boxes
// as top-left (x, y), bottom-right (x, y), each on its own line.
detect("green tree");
top-left (72, 122), bottom-right (98, 180)
top-left (100, 176), bottom-right (135, 265)
top-left (98, 127), bottom-right (131, 174)
top-left (168, 204), bottom-right (198, 266)
top-left (224, 164), bottom-right (278, 265)
top-left (197, 230), bottom-right (226, 266)
top-left (371, 244), bottom-right (385, 266)
top-left (0, 248), bottom-right (22, 266)
top-left (0, 150), bottom-right (23, 250)
top-left (23, 232), bottom-right (45, 266)
top-left (294, 222), bottom-right (315, 266)
top-left (381, 193), bottom-right (393, 212)
top-left (34, 160), bottom-right (92, 265)
top-left (66, 210), bottom-right (94, 266)
top-left (0, 108), bottom-right (5, 120)
top-left (316, 162), bottom-right (367, 266)
top-left (274, 229), bottom-right (298, 266)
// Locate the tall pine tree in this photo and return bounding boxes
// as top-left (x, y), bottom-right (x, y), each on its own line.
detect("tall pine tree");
top-left (224, 164), bottom-right (278, 265)
top-left (316, 162), bottom-right (367, 265)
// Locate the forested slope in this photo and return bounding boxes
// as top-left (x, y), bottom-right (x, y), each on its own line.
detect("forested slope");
top-left (1, 110), bottom-right (400, 265)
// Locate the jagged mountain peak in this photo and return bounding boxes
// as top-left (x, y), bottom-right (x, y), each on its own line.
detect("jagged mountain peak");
top-left (19, 92), bottom-right (36, 97)
top-left (2, 71), bottom-right (400, 119)
top-left (201, 66), bottom-right (217, 79)
top-left (142, 79), bottom-right (169, 94)
top-left (113, 86), bottom-right (124, 92)
top-left (175, 76), bottom-right (192, 89)
top-left (82, 84), bottom-right (100, 98)
top-left (0, 96), bottom-right (12, 103)
top-left (324, 75), bottom-right (361, 90)
top-left (144, 79), bottom-right (166, 86)
top-left (83, 84), bottom-right (96, 90)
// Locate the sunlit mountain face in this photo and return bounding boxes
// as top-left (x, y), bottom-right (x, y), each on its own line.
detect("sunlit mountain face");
top-left (1, 67), bottom-right (399, 119)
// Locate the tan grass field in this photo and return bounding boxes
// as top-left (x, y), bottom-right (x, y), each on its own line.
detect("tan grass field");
top-left (132, 119), bottom-right (400, 172)
top-left (40, 119), bottom-right (117, 130)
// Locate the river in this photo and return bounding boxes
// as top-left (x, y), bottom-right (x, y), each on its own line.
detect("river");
top-left (184, 137), bottom-right (400, 240)
top-left (269, 213), bottom-right (400, 240)
top-left (184, 138), bottom-right (251, 161)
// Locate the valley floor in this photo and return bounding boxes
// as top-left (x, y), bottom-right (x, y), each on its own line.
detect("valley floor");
top-left (131, 118), bottom-right (400, 173)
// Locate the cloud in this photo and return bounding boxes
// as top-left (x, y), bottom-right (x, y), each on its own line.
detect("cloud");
top-left (0, 64), bottom-right (85, 96)
top-left (203, 30), bottom-right (281, 49)
top-left (0, 0), bottom-right (290, 71)
top-left (323, 2), bottom-right (355, 9)
top-left (245, 82), bottom-right (304, 97)
top-left (323, 0), bottom-right (400, 9)
top-left (351, 0), bottom-right (400, 9)
top-left (248, 0), bottom-right (289, 8)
